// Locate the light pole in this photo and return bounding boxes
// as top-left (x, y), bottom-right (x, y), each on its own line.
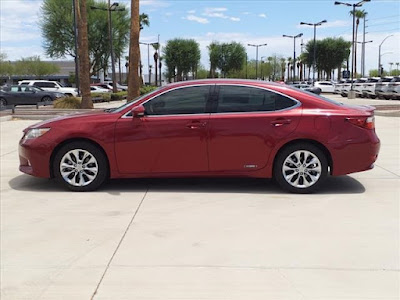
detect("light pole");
top-left (248, 43), bottom-right (268, 79)
top-left (357, 40), bottom-right (372, 77)
top-left (300, 20), bottom-right (327, 85)
top-left (334, 0), bottom-right (370, 98)
top-left (378, 35), bottom-right (394, 77)
top-left (139, 41), bottom-right (159, 85)
top-left (260, 56), bottom-right (267, 80)
top-left (283, 33), bottom-right (303, 81)
top-left (90, 2), bottom-right (125, 93)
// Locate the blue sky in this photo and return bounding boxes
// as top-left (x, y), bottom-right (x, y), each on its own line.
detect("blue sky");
top-left (1, 0), bottom-right (399, 75)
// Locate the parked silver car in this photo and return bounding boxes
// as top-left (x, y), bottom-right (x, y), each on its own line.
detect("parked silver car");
top-left (375, 77), bottom-right (393, 100)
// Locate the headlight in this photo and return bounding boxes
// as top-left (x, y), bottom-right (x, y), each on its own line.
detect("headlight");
top-left (23, 128), bottom-right (51, 141)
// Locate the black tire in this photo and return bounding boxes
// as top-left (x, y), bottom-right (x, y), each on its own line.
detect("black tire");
top-left (274, 143), bottom-right (328, 194)
top-left (53, 141), bottom-right (108, 191)
top-left (383, 95), bottom-right (391, 100)
top-left (369, 94), bottom-right (377, 99)
top-left (0, 98), bottom-right (7, 110)
top-left (41, 96), bottom-right (52, 103)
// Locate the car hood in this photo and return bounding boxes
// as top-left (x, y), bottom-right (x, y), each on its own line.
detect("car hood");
top-left (24, 110), bottom-right (111, 132)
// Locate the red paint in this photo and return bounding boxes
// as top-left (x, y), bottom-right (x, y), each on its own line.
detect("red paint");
top-left (19, 79), bottom-right (380, 181)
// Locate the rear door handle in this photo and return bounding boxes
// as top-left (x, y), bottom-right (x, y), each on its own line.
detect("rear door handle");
top-left (271, 119), bottom-right (292, 127)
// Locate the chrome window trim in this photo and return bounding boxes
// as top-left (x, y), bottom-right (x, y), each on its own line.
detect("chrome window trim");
top-left (121, 82), bottom-right (301, 118)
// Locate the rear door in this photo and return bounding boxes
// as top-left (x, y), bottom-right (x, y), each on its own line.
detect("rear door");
top-left (208, 85), bottom-right (302, 172)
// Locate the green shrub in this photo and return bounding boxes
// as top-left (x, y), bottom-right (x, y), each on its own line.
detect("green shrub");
top-left (140, 85), bottom-right (158, 95)
top-left (53, 97), bottom-right (81, 109)
top-left (91, 92), bottom-right (111, 102)
top-left (111, 91), bottom-right (128, 101)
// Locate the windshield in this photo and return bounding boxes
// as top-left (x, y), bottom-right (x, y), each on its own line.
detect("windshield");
top-left (110, 87), bottom-right (163, 113)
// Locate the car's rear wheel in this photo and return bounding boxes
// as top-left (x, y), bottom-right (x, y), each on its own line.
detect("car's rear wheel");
top-left (0, 98), bottom-right (7, 110)
top-left (369, 94), bottom-right (377, 99)
top-left (41, 96), bottom-right (52, 103)
top-left (53, 141), bottom-right (108, 191)
top-left (274, 143), bottom-right (328, 193)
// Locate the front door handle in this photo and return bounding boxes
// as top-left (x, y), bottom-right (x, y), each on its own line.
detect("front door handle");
top-left (271, 119), bottom-right (292, 127)
top-left (186, 121), bottom-right (207, 129)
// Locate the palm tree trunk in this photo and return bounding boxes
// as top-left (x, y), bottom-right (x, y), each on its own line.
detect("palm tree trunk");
top-left (128, 0), bottom-right (140, 100)
top-left (76, 0), bottom-right (92, 109)
top-left (354, 20), bottom-right (359, 78)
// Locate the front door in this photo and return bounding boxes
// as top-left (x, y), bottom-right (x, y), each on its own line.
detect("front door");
top-left (114, 85), bottom-right (213, 174)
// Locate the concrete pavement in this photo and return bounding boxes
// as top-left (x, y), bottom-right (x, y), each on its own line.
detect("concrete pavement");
top-left (0, 115), bottom-right (399, 299)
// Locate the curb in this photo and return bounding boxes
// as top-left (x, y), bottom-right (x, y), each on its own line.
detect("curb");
top-left (0, 115), bottom-right (12, 122)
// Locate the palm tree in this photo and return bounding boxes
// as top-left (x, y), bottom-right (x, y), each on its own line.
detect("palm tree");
top-left (350, 9), bottom-right (367, 78)
top-left (396, 62), bottom-right (399, 72)
top-left (138, 13), bottom-right (150, 86)
top-left (389, 62), bottom-right (394, 72)
top-left (287, 57), bottom-right (292, 82)
top-left (279, 58), bottom-right (285, 81)
top-left (127, 0), bottom-right (140, 100)
top-left (76, 0), bottom-right (92, 108)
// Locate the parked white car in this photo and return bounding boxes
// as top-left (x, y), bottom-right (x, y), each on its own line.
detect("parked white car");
top-left (103, 81), bottom-right (127, 91)
top-left (375, 77), bottom-right (393, 100)
top-left (362, 77), bottom-right (380, 99)
top-left (340, 79), bottom-right (355, 97)
top-left (18, 80), bottom-right (78, 97)
top-left (90, 86), bottom-right (111, 94)
top-left (333, 80), bottom-right (345, 94)
top-left (353, 78), bottom-right (368, 97)
top-left (388, 76), bottom-right (400, 100)
top-left (314, 81), bottom-right (335, 93)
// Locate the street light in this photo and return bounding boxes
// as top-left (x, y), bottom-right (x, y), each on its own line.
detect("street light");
top-left (300, 20), bottom-right (327, 85)
top-left (357, 40), bottom-right (373, 77)
top-left (378, 35), bottom-right (394, 76)
top-left (90, 1), bottom-right (125, 93)
top-left (283, 33), bottom-right (303, 81)
top-left (335, 0), bottom-right (370, 98)
top-left (139, 42), bottom-right (159, 85)
top-left (248, 43), bottom-right (268, 79)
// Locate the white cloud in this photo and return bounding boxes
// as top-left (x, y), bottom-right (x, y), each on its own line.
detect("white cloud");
top-left (202, 7), bottom-right (240, 22)
top-left (184, 15), bottom-right (209, 24)
top-left (187, 10), bottom-right (196, 14)
top-left (243, 12), bottom-right (250, 15)
top-left (259, 14), bottom-right (267, 18)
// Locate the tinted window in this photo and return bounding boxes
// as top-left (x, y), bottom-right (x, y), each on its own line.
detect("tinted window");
top-left (216, 86), bottom-right (296, 113)
top-left (20, 82), bottom-right (29, 86)
top-left (34, 82), bottom-right (56, 88)
top-left (144, 86), bottom-right (210, 115)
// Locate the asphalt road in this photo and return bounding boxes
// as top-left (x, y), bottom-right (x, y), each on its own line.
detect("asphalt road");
top-left (0, 115), bottom-right (399, 299)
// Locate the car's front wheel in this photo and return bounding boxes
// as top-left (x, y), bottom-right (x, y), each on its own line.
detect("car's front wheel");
top-left (274, 143), bottom-right (328, 193)
top-left (53, 141), bottom-right (108, 191)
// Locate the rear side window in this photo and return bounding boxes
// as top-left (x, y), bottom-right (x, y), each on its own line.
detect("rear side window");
top-left (216, 86), bottom-right (297, 113)
top-left (19, 82), bottom-right (29, 86)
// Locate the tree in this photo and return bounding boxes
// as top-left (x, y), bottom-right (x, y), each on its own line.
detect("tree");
top-left (40, 0), bottom-right (130, 76)
top-left (0, 53), bottom-right (14, 82)
top-left (14, 56), bottom-right (60, 78)
top-left (76, 0), bottom-right (92, 108)
top-left (208, 42), bottom-right (220, 78)
top-left (303, 38), bottom-right (351, 80)
top-left (127, 0), bottom-right (140, 100)
top-left (349, 9), bottom-right (367, 77)
top-left (163, 39), bottom-right (201, 82)
top-left (207, 42), bottom-right (246, 78)
top-left (138, 13), bottom-right (150, 85)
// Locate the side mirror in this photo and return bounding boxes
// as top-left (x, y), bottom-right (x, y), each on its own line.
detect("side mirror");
top-left (131, 105), bottom-right (145, 118)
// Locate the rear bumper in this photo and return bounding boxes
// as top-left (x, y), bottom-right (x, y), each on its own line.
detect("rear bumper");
top-left (330, 131), bottom-right (380, 176)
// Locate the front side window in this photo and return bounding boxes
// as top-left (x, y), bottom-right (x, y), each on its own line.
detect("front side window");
top-left (216, 86), bottom-right (296, 113)
top-left (144, 85), bottom-right (210, 115)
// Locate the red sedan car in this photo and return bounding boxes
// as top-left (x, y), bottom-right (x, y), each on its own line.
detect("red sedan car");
top-left (19, 79), bottom-right (380, 193)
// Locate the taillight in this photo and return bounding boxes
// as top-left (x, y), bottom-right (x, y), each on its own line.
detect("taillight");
top-left (346, 116), bottom-right (375, 129)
